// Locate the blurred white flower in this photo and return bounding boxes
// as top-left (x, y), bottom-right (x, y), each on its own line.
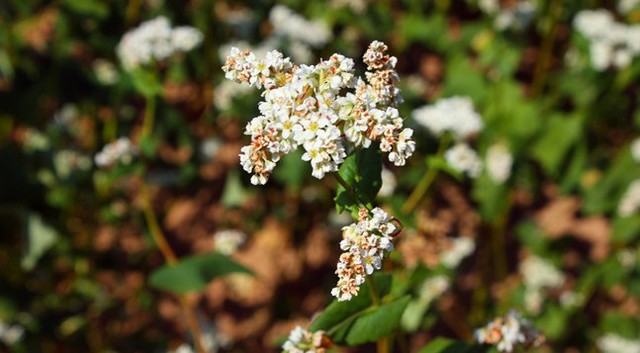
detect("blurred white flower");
top-left (213, 230), bottom-right (246, 255)
top-left (269, 5), bottom-right (332, 48)
top-left (445, 143), bottom-right (482, 178)
top-left (213, 80), bottom-right (252, 111)
top-left (412, 96), bottom-right (483, 140)
top-left (22, 128), bottom-right (50, 152)
top-left (53, 150), bottom-right (92, 178)
top-left (94, 137), bottom-right (137, 168)
top-left (282, 326), bottom-right (329, 353)
top-left (0, 321), bottom-right (24, 345)
top-left (200, 136), bottom-right (222, 161)
top-left (520, 255), bottom-right (564, 290)
top-left (331, 0), bottom-right (367, 13)
top-left (92, 59), bottom-right (119, 85)
top-left (419, 275), bottom-right (449, 305)
top-left (116, 16), bottom-right (202, 70)
top-left (440, 236), bottom-right (475, 268)
top-left (377, 167), bottom-right (397, 198)
top-left (486, 143), bottom-right (513, 184)
top-left (618, 0), bottom-right (640, 14)
top-left (475, 310), bottom-right (545, 353)
top-left (493, 1), bottom-right (536, 31)
top-left (597, 333), bottom-right (640, 353)
top-left (618, 179), bottom-right (640, 217)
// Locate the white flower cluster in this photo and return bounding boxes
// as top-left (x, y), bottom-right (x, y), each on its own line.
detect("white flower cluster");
top-left (619, 0), bottom-right (640, 14)
top-left (440, 236), bottom-right (475, 269)
top-left (445, 143), bottom-right (483, 178)
top-left (269, 5), bottom-right (332, 49)
top-left (222, 41), bottom-right (415, 185)
top-left (618, 179), bottom-right (640, 217)
top-left (631, 137), bottom-right (640, 163)
top-left (282, 326), bottom-right (329, 353)
top-left (94, 137), bottom-right (137, 168)
top-left (213, 229), bottom-right (246, 255)
top-left (475, 310), bottom-right (545, 353)
top-left (519, 255), bottom-right (565, 314)
top-left (573, 10), bottom-right (640, 71)
top-left (486, 143), bottom-right (513, 184)
top-left (597, 333), bottom-right (640, 353)
top-left (0, 321), bottom-right (24, 346)
top-left (419, 275), bottom-right (449, 305)
top-left (332, 207), bottom-right (397, 301)
top-left (412, 96), bottom-right (483, 140)
top-left (117, 16), bottom-right (203, 70)
top-left (54, 149), bottom-right (92, 178)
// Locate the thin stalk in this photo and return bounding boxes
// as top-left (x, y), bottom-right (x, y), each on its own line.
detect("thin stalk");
top-left (531, 0), bottom-right (563, 98)
top-left (141, 94), bottom-right (156, 140)
top-left (402, 135), bottom-right (450, 214)
top-left (140, 184), bottom-right (206, 353)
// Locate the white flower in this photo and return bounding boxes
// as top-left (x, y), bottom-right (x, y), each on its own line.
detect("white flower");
top-left (213, 230), bottom-right (246, 255)
top-left (486, 143), bottom-right (513, 183)
top-left (618, 0), bottom-right (640, 14)
top-left (618, 179), bottom-right (640, 217)
top-left (440, 236), bottom-right (475, 268)
top-left (445, 143), bottom-right (482, 178)
top-left (53, 150), bottom-right (92, 178)
top-left (0, 321), bottom-right (24, 345)
top-left (94, 137), bottom-right (137, 168)
top-left (377, 167), bottom-right (397, 198)
top-left (419, 275), bottom-right (449, 305)
top-left (92, 59), bottom-right (119, 85)
top-left (282, 326), bottom-right (329, 353)
top-left (412, 96), bottom-right (483, 140)
top-left (597, 333), bottom-right (640, 353)
top-left (520, 255), bottom-right (564, 290)
top-left (116, 16), bottom-right (202, 70)
top-left (631, 137), bottom-right (640, 162)
top-left (332, 207), bottom-right (396, 301)
top-left (269, 5), bottom-right (332, 48)
top-left (475, 310), bottom-right (544, 353)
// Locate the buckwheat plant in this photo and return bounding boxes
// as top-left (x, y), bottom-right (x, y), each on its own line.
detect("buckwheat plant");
top-left (222, 40), bottom-right (415, 185)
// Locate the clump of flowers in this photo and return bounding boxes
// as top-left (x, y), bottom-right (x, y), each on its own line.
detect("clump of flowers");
top-left (618, 179), bottom-right (640, 217)
top-left (573, 9), bottom-right (640, 71)
top-left (475, 310), bottom-right (545, 353)
top-left (486, 143), bottom-right (513, 184)
top-left (445, 142), bottom-right (482, 178)
top-left (117, 16), bottom-right (203, 70)
top-left (412, 96), bottom-right (483, 140)
top-left (332, 207), bottom-right (397, 301)
top-left (269, 5), bottom-right (332, 49)
top-left (519, 255), bottom-right (565, 314)
top-left (282, 326), bottom-right (331, 353)
top-left (222, 41), bottom-right (415, 185)
top-left (597, 333), bottom-right (640, 353)
top-left (94, 137), bottom-right (137, 168)
top-left (440, 236), bottom-right (475, 269)
top-left (213, 229), bottom-right (246, 255)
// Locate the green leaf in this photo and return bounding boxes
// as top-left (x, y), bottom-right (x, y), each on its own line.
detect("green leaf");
top-left (612, 215), bottom-right (640, 244)
top-left (417, 337), bottom-right (489, 353)
top-left (221, 169), bottom-right (250, 208)
top-left (334, 147), bottom-right (382, 215)
top-left (149, 252), bottom-right (252, 294)
top-left (129, 68), bottom-right (163, 97)
top-left (530, 113), bottom-right (582, 177)
top-left (22, 213), bottom-right (59, 271)
top-left (310, 274), bottom-right (409, 345)
top-left (62, 0), bottom-right (108, 18)
top-left (472, 172), bottom-right (507, 222)
top-left (273, 149), bottom-right (309, 189)
top-left (583, 150), bottom-right (640, 214)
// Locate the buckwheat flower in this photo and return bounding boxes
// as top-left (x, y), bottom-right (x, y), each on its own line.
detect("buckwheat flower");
top-left (618, 0), bottom-right (640, 15)
top-left (269, 5), bottom-right (332, 48)
top-left (617, 248), bottom-right (638, 269)
top-left (94, 137), bottom-right (137, 168)
top-left (618, 179), bottom-right (640, 216)
top-left (222, 41), bottom-right (414, 185)
top-left (412, 96), bottom-right (483, 140)
top-left (419, 275), bottom-right (449, 305)
top-left (213, 80), bottom-right (253, 111)
top-left (631, 137), bottom-right (640, 162)
top-left (440, 236), bottom-right (475, 269)
top-left (520, 255), bottom-right (564, 314)
top-left (475, 310), bottom-right (545, 353)
top-left (597, 333), bottom-right (640, 353)
top-left (53, 150), bottom-right (92, 178)
top-left (377, 167), bottom-right (397, 198)
top-left (478, 0), bottom-right (500, 15)
top-left (282, 326), bottom-right (330, 353)
top-left (486, 143), bottom-right (513, 184)
top-left (117, 16), bottom-right (202, 70)
top-left (493, 1), bottom-right (536, 31)
top-left (213, 230), bottom-right (246, 255)
top-left (445, 143), bottom-right (482, 178)
top-left (21, 128), bottom-right (50, 152)
top-left (0, 321), bottom-right (24, 345)
top-left (331, 207), bottom-right (397, 301)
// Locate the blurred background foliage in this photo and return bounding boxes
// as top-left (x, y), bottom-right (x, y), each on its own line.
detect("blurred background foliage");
top-left (1, 0), bottom-right (640, 352)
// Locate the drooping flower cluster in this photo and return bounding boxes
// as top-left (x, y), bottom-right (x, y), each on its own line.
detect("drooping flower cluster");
top-left (331, 208), bottom-right (397, 301)
top-left (282, 326), bottom-right (330, 353)
top-left (486, 143), bottom-right (513, 184)
top-left (618, 179), bottom-right (640, 217)
top-left (519, 255), bottom-right (565, 314)
top-left (412, 96), bottom-right (483, 140)
top-left (573, 10), bottom-right (640, 71)
top-left (117, 16), bottom-right (203, 70)
top-left (597, 333), bottom-right (640, 353)
top-left (222, 41), bottom-right (415, 185)
top-left (445, 143), bottom-right (482, 178)
top-left (94, 137), bottom-right (137, 168)
top-left (475, 310), bottom-right (545, 353)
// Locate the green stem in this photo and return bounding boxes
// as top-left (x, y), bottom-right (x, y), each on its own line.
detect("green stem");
top-left (142, 94), bottom-right (156, 140)
top-left (402, 135), bottom-right (450, 214)
top-left (531, 0), bottom-right (562, 98)
top-left (490, 202), bottom-right (510, 281)
top-left (367, 276), bottom-right (389, 353)
top-left (140, 183), bottom-right (207, 353)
